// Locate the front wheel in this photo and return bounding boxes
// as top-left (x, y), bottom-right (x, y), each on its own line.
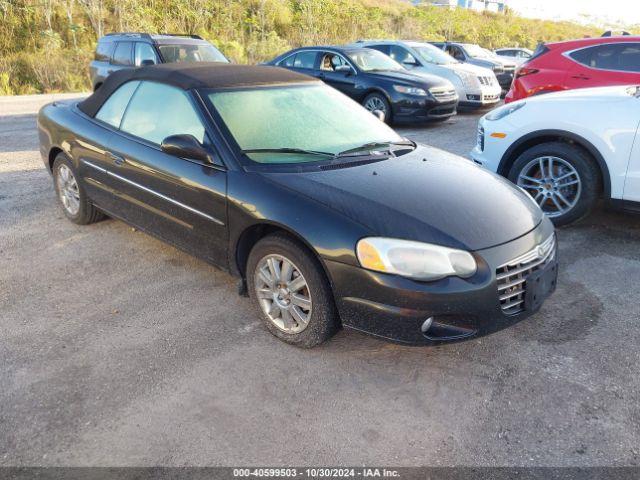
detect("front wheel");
top-left (508, 142), bottom-right (600, 226)
top-left (247, 233), bottom-right (339, 348)
top-left (362, 92), bottom-right (392, 124)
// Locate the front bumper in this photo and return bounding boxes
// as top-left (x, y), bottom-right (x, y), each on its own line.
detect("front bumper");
top-left (325, 221), bottom-right (557, 345)
top-left (392, 94), bottom-right (458, 123)
top-left (458, 82), bottom-right (502, 107)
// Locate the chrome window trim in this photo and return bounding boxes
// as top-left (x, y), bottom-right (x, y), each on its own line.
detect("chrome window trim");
top-left (81, 159), bottom-right (225, 225)
top-left (562, 41), bottom-right (640, 74)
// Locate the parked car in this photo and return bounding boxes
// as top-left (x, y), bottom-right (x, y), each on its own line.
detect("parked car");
top-left (38, 63), bottom-right (557, 347)
top-left (353, 40), bottom-right (501, 108)
top-left (505, 36), bottom-right (640, 103)
top-left (471, 85), bottom-right (640, 226)
top-left (266, 46), bottom-right (458, 123)
top-left (494, 47), bottom-right (533, 66)
top-left (430, 42), bottom-right (517, 92)
top-left (90, 33), bottom-right (229, 91)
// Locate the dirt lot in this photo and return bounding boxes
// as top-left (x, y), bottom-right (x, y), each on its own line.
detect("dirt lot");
top-left (1, 94), bottom-right (639, 467)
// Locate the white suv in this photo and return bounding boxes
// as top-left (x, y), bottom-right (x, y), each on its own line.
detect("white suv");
top-left (471, 85), bottom-right (640, 226)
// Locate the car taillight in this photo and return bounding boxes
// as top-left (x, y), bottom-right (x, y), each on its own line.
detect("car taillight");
top-left (515, 67), bottom-right (539, 79)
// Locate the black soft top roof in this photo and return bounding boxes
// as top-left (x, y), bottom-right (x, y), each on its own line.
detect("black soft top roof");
top-left (78, 63), bottom-right (318, 118)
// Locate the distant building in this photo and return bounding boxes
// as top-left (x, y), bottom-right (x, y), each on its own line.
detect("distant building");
top-left (415, 0), bottom-right (507, 13)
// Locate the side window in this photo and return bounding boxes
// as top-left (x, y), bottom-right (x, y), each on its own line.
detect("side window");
top-left (278, 54), bottom-right (295, 67)
top-left (134, 43), bottom-right (158, 66)
top-left (320, 53), bottom-right (348, 71)
top-left (389, 46), bottom-right (417, 65)
top-left (570, 43), bottom-right (640, 72)
top-left (95, 42), bottom-right (114, 62)
top-left (94, 81), bottom-right (140, 127)
top-left (111, 42), bottom-right (133, 66)
top-left (293, 51), bottom-right (317, 69)
top-left (449, 46), bottom-right (465, 61)
top-left (120, 81), bottom-right (205, 145)
top-left (618, 44), bottom-right (640, 72)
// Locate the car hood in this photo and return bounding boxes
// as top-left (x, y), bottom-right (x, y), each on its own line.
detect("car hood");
top-left (261, 145), bottom-right (542, 251)
top-left (367, 69), bottom-right (453, 88)
top-left (449, 62), bottom-right (495, 76)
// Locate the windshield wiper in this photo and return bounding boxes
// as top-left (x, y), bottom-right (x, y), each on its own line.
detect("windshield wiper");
top-left (242, 148), bottom-right (335, 157)
top-left (335, 139), bottom-right (416, 158)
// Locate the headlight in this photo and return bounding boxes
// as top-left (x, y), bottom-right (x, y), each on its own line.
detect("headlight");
top-left (393, 85), bottom-right (428, 96)
top-left (356, 237), bottom-right (477, 281)
top-left (485, 102), bottom-right (526, 121)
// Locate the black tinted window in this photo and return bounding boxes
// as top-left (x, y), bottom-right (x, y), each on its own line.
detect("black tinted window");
top-left (95, 42), bottom-right (113, 62)
top-left (293, 51), bottom-right (317, 69)
top-left (112, 42), bottom-right (133, 66)
top-left (570, 43), bottom-right (640, 72)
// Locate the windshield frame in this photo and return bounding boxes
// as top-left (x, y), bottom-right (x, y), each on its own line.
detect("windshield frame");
top-left (460, 43), bottom-right (492, 59)
top-left (199, 83), bottom-right (406, 171)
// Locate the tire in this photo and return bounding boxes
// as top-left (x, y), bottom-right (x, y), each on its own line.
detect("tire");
top-left (362, 92), bottom-right (392, 124)
top-left (52, 153), bottom-right (104, 225)
top-left (508, 142), bottom-right (600, 227)
top-left (247, 233), bottom-right (339, 348)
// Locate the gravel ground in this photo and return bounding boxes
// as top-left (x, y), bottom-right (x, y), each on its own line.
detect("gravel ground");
top-left (1, 94), bottom-right (639, 467)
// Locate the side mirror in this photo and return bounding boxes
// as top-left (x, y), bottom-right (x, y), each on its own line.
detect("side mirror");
top-left (161, 134), bottom-right (213, 164)
top-left (141, 59), bottom-right (156, 67)
top-left (403, 60), bottom-right (418, 67)
top-left (372, 109), bottom-right (385, 122)
top-left (335, 65), bottom-right (353, 75)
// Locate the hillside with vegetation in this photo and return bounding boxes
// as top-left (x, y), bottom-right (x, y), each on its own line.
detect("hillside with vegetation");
top-left (0, 0), bottom-right (627, 95)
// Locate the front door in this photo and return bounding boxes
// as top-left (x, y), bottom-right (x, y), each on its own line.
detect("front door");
top-left (93, 80), bottom-right (227, 265)
top-left (317, 52), bottom-right (358, 98)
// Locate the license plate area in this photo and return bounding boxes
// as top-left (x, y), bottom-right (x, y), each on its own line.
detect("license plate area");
top-left (525, 261), bottom-right (558, 312)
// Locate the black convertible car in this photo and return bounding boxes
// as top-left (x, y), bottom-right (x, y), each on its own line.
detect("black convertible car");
top-left (38, 63), bottom-right (558, 347)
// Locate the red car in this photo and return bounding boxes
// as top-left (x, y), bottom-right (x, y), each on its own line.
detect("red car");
top-left (505, 36), bottom-right (640, 103)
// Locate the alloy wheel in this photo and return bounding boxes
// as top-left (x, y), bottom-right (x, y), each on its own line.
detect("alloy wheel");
top-left (254, 254), bottom-right (312, 334)
top-left (56, 164), bottom-right (81, 216)
top-left (364, 96), bottom-right (387, 115)
top-left (517, 156), bottom-right (581, 218)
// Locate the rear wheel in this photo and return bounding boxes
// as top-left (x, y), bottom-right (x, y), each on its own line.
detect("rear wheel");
top-left (52, 153), bottom-right (104, 225)
top-left (362, 92), bottom-right (392, 124)
top-left (508, 142), bottom-right (600, 226)
top-left (247, 233), bottom-right (339, 348)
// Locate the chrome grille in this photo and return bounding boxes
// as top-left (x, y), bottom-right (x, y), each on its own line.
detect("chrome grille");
top-left (429, 87), bottom-right (458, 103)
top-left (478, 76), bottom-right (495, 86)
top-left (496, 235), bottom-right (556, 315)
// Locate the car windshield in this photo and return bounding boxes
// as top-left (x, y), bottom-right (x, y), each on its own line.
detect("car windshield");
top-left (347, 49), bottom-right (404, 72)
top-left (207, 84), bottom-right (403, 164)
top-left (462, 44), bottom-right (492, 58)
top-left (158, 43), bottom-right (229, 63)
top-left (412, 44), bottom-right (458, 65)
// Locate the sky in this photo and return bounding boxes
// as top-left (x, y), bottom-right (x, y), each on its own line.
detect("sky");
top-left (507, 0), bottom-right (640, 27)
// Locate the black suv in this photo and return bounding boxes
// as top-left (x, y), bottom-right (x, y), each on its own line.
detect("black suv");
top-left (90, 33), bottom-right (229, 91)
top-left (266, 46), bottom-right (458, 123)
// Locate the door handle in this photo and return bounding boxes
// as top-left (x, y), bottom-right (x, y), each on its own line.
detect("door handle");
top-left (571, 74), bottom-right (591, 80)
top-left (107, 152), bottom-right (125, 166)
